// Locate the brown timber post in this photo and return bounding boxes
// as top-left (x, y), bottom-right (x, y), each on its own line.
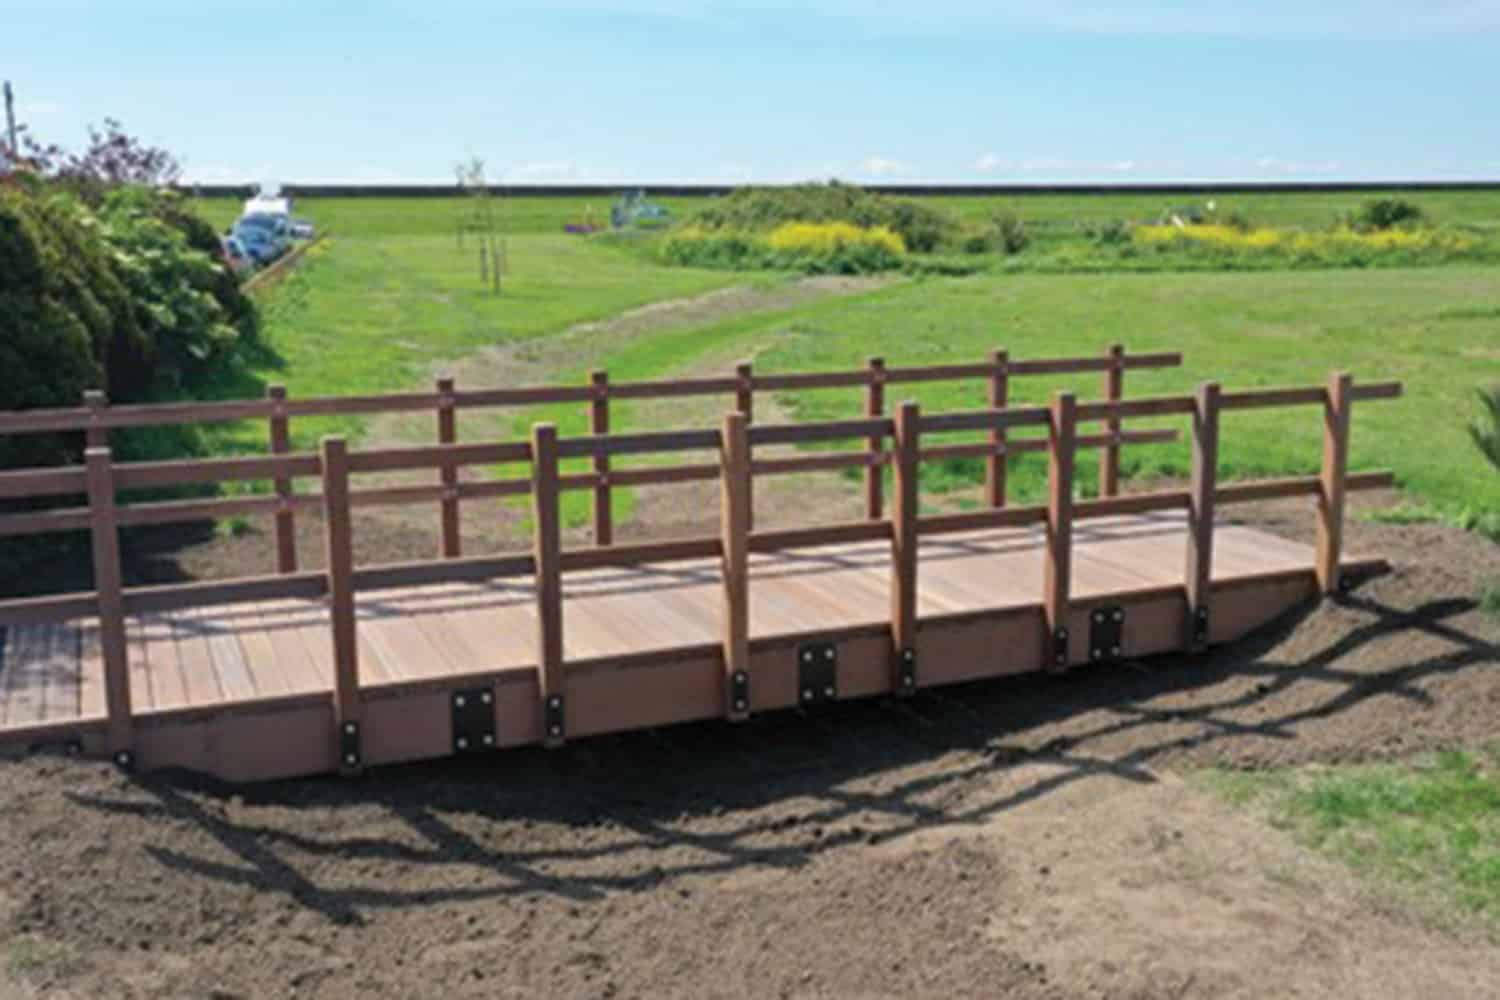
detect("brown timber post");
top-left (267, 384), bottom-right (297, 573)
top-left (1099, 343), bottom-right (1125, 497)
top-left (865, 357), bottom-right (886, 520)
top-left (736, 361), bottom-right (754, 531)
top-left (531, 423), bottom-right (566, 746)
top-left (1184, 382), bottom-right (1221, 650)
top-left (1044, 392), bottom-right (1077, 670)
top-left (986, 349), bottom-right (1009, 508)
top-left (321, 437), bottom-right (362, 773)
top-left (590, 370), bottom-right (612, 546)
top-left (83, 389), bottom-right (108, 450)
top-left (890, 401), bottom-right (920, 694)
top-left (85, 447), bottom-right (133, 765)
top-left (436, 376), bottom-right (461, 558)
top-left (720, 411), bottom-right (751, 720)
top-left (1316, 372), bottom-right (1353, 595)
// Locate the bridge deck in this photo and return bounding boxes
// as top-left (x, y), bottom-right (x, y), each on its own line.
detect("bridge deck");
top-left (0, 513), bottom-right (1324, 736)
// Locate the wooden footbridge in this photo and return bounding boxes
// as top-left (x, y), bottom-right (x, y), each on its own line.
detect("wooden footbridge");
top-left (0, 348), bottom-right (1399, 781)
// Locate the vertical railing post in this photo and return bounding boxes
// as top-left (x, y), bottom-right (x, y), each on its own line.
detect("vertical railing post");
top-left (83, 389), bottom-right (108, 450)
top-left (1044, 392), bottom-right (1077, 670)
top-left (85, 447), bottom-right (133, 766)
top-left (736, 361), bottom-right (754, 531)
top-left (531, 424), bottom-right (566, 746)
top-left (436, 376), bottom-right (461, 559)
top-left (590, 370), bottom-right (612, 546)
top-left (890, 401), bottom-right (920, 695)
top-left (321, 436), bottom-right (362, 773)
top-left (864, 357), bottom-right (886, 520)
top-left (1185, 382), bottom-right (1221, 650)
top-left (267, 384), bottom-right (297, 573)
top-left (986, 349), bottom-right (1009, 508)
top-left (1099, 343), bottom-right (1125, 498)
top-left (1316, 372), bottom-right (1353, 595)
top-left (720, 411), bottom-right (751, 721)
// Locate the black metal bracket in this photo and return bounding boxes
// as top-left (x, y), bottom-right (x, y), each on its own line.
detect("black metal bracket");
top-left (729, 670), bottom-right (750, 715)
top-left (1191, 605), bottom-right (1210, 647)
top-left (544, 693), bottom-right (566, 744)
top-left (1089, 606), bottom-right (1125, 662)
top-left (797, 642), bottom-right (838, 706)
top-left (1050, 625), bottom-right (1070, 670)
top-left (339, 720), bottom-right (361, 770)
top-left (451, 687), bottom-right (497, 754)
top-left (895, 647), bottom-right (917, 695)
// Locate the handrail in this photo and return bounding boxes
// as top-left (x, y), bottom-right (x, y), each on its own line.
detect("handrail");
top-left (0, 369), bottom-right (1408, 765)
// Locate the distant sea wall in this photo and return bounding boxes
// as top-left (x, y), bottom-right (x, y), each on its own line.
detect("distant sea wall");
top-left (180, 181), bottom-right (1500, 199)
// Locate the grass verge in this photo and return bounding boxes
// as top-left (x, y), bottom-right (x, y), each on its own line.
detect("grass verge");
top-left (1200, 749), bottom-right (1500, 932)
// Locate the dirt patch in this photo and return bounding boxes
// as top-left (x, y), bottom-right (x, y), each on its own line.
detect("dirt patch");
top-left (3, 501), bottom-right (1500, 997)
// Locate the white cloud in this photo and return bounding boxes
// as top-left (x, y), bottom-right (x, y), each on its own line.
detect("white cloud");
top-left (973, 152), bottom-right (1010, 172)
top-left (858, 155), bottom-right (911, 177)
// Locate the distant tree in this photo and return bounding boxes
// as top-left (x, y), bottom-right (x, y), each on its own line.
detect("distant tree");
top-left (454, 156), bottom-right (503, 294)
top-left (1473, 385), bottom-right (1500, 473)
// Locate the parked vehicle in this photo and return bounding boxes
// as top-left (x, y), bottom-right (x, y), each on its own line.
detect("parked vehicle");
top-left (289, 217), bottom-right (315, 239)
top-left (232, 224), bottom-right (284, 265)
top-left (219, 235), bottom-right (255, 275)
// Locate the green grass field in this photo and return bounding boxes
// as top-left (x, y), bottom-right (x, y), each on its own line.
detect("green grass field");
top-left (1202, 749), bottom-right (1500, 931)
top-left (192, 191), bottom-right (1500, 527)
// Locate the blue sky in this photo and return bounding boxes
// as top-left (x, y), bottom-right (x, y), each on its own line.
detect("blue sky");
top-left (7, 1), bottom-right (1500, 183)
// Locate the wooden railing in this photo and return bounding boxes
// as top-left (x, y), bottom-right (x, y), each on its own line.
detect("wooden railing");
top-left (0, 346), bottom-right (1181, 569)
top-left (0, 359), bottom-right (1402, 766)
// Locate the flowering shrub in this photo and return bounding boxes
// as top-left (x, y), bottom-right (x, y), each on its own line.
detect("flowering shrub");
top-left (1132, 223), bottom-right (1475, 264)
top-left (662, 221), bottom-right (907, 274)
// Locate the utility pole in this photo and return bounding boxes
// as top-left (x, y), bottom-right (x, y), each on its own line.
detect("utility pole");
top-left (3, 81), bottom-right (17, 166)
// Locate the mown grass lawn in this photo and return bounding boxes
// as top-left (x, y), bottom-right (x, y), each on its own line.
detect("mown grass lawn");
top-left (1201, 749), bottom-right (1500, 932)
top-left (186, 195), bottom-right (1500, 528)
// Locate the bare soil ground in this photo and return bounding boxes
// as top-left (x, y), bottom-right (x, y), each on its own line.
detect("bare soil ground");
top-left (4, 490), bottom-right (1499, 999)
top-left (6, 280), bottom-right (1500, 997)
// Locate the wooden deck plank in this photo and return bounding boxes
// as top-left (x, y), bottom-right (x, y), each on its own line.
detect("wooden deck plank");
top-left (40, 623), bottom-right (80, 724)
top-left (136, 612), bottom-right (186, 711)
top-left (0, 516), bottom-right (1333, 731)
top-left (78, 620), bottom-right (106, 719)
top-left (171, 607), bottom-right (226, 708)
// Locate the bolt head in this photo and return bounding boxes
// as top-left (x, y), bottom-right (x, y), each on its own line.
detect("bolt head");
top-left (1113, 610), bottom-right (1124, 623)
top-left (802, 651), bottom-right (813, 663)
top-left (824, 649), bottom-right (835, 662)
top-left (549, 725), bottom-right (561, 737)
top-left (549, 696), bottom-right (561, 709)
top-left (454, 695), bottom-right (466, 708)
top-left (481, 691), bottom-right (492, 705)
top-left (802, 689), bottom-right (814, 701)
top-left (457, 737), bottom-right (469, 750)
top-left (482, 734), bottom-right (494, 746)
top-left (344, 722), bottom-right (356, 735)
top-left (345, 753), bottom-right (357, 766)
top-left (824, 685), bottom-right (834, 697)
top-left (1093, 612), bottom-right (1105, 624)
top-left (1111, 645), bottom-right (1121, 656)
top-left (734, 699), bottom-right (746, 712)
top-left (903, 675), bottom-right (914, 687)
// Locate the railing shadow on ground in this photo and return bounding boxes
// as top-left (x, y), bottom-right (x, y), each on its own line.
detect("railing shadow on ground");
top-left (64, 580), bottom-right (1498, 928)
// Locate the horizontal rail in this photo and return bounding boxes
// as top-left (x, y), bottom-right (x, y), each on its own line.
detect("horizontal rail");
top-left (917, 406), bottom-right (1050, 435)
top-left (556, 428), bottom-right (721, 460)
top-left (113, 453), bottom-right (321, 490)
top-left (345, 441), bottom-right (531, 474)
top-left (917, 504), bottom-right (1048, 536)
top-left (752, 451), bottom-right (880, 476)
top-left (0, 466), bottom-right (88, 499)
top-left (124, 572), bottom-right (329, 614)
top-left (1215, 469), bottom-right (1395, 504)
top-left (1075, 394), bottom-right (1197, 421)
top-left (560, 538), bottom-right (722, 571)
top-left (748, 417), bottom-right (894, 446)
top-left (353, 554), bottom-right (536, 591)
top-left (0, 351), bottom-right (1188, 437)
top-left (1074, 490), bottom-right (1191, 519)
top-left (749, 520), bottom-right (892, 552)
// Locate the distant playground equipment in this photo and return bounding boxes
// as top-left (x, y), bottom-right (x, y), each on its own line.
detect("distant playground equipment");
top-left (610, 188), bottom-right (671, 229)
